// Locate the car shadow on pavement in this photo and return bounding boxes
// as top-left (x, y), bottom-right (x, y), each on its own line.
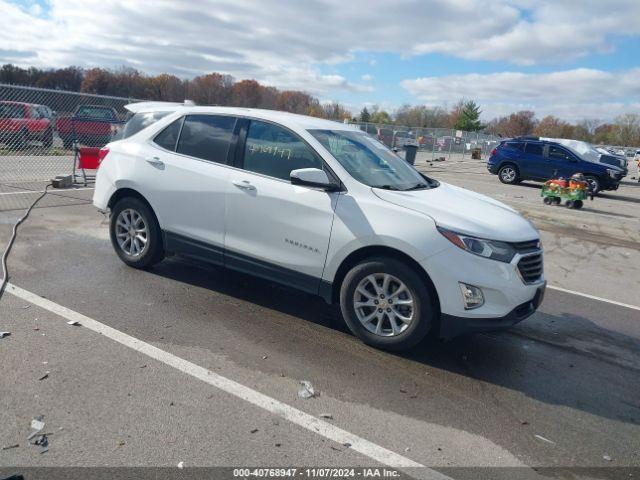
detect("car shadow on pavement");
top-left (152, 256), bottom-right (639, 428)
top-left (404, 309), bottom-right (640, 427)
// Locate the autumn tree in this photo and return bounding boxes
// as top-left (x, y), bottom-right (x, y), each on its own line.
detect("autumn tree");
top-left (188, 73), bottom-right (234, 105)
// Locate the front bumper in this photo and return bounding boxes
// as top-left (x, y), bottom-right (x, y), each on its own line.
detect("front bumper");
top-left (439, 283), bottom-right (545, 338)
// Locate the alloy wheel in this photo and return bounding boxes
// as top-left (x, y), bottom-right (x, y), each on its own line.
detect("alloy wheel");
top-left (353, 273), bottom-right (415, 337)
top-left (115, 208), bottom-right (148, 257)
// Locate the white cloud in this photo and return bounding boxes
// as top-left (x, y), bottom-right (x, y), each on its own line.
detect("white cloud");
top-left (361, 74), bottom-right (373, 82)
top-left (1, 0), bottom-right (638, 91)
top-left (401, 68), bottom-right (640, 121)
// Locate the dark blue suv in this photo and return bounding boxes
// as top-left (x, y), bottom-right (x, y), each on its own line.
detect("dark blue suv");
top-left (487, 137), bottom-right (625, 193)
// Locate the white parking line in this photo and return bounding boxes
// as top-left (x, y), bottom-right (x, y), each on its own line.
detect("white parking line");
top-left (0, 187), bottom-right (94, 196)
top-left (6, 282), bottom-right (451, 478)
top-left (548, 284), bottom-right (640, 311)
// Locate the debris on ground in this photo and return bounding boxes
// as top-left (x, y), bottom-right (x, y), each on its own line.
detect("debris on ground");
top-left (66, 320), bottom-right (80, 326)
top-left (342, 442), bottom-right (352, 448)
top-left (117, 441), bottom-right (125, 447)
top-left (32, 434), bottom-right (48, 454)
top-left (2, 444), bottom-right (19, 450)
top-left (319, 413), bottom-right (333, 419)
top-left (38, 372), bottom-right (49, 381)
top-left (0, 331), bottom-right (10, 339)
top-left (177, 461), bottom-right (184, 469)
top-left (521, 421), bottom-right (529, 425)
top-left (603, 455), bottom-right (612, 462)
top-left (250, 429), bottom-right (259, 434)
top-left (30, 416), bottom-right (45, 432)
top-left (534, 434), bottom-right (556, 445)
top-left (298, 380), bottom-right (316, 399)
top-left (262, 355), bottom-right (268, 360)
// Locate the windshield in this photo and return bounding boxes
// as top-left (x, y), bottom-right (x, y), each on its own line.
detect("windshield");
top-left (76, 106), bottom-right (116, 120)
top-left (541, 137), bottom-right (601, 162)
top-left (309, 129), bottom-right (435, 190)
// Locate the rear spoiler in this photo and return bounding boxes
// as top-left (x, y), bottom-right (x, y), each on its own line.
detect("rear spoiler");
top-left (124, 100), bottom-right (195, 113)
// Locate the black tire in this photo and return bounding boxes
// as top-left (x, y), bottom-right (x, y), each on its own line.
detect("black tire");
top-left (566, 200), bottom-right (574, 208)
top-left (109, 197), bottom-right (164, 269)
top-left (339, 257), bottom-right (435, 351)
top-left (584, 175), bottom-right (600, 195)
top-left (13, 129), bottom-right (27, 150)
top-left (573, 200), bottom-right (583, 209)
top-left (543, 197), bottom-right (552, 205)
top-left (43, 128), bottom-right (53, 148)
top-left (498, 163), bottom-right (520, 184)
top-left (554, 197), bottom-right (562, 205)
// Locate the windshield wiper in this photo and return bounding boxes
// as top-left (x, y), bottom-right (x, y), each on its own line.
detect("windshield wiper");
top-left (372, 184), bottom-right (401, 190)
top-left (403, 182), bottom-right (429, 191)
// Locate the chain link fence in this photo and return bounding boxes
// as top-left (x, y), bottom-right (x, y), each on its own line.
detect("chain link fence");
top-left (0, 84), bottom-right (144, 211)
top-left (351, 122), bottom-right (502, 161)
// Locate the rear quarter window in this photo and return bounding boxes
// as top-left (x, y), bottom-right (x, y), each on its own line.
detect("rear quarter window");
top-left (119, 111), bottom-right (170, 140)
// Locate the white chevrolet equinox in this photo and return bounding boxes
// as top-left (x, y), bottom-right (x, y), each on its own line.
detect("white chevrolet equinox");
top-left (94, 103), bottom-right (545, 351)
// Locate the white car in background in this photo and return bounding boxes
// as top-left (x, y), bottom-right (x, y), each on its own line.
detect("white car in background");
top-left (94, 104), bottom-right (545, 351)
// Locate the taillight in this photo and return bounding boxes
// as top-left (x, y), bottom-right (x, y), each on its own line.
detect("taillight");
top-left (98, 147), bottom-right (110, 162)
top-left (490, 148), bottom-right (497, 156)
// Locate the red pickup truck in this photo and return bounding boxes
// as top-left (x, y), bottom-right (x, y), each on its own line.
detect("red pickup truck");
top-left (0, 101), bottom-right (54, 149)
top-left (58, 105), bottom-right (124, 148)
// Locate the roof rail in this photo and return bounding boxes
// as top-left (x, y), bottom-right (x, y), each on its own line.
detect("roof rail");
top-left (513, 135), bottom-right (540, 141)
top-left (124, 100), bottom-right (196, 113)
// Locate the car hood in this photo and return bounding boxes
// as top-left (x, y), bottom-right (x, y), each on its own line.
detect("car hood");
top-left (373, 182), bottom-right (539, 242)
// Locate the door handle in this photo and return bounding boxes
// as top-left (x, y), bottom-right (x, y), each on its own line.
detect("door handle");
top-left (232, 180), bottom-right (256, 191)
top-left (145, 156), bottom-right (164, 167)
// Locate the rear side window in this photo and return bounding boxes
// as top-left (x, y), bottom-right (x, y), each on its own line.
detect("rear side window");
top-left (525, 143), bottom-right (543, 156)
top-left (176, 115), bottom-right (236, 163)
top-left (504, 142), bottom-right (524, 151)
top-left (153, 118), bottom-right (183, 151)
top-left (242, 120), bottom-right (323, 181)
top-left (120, 111), bottom-right (170, 139)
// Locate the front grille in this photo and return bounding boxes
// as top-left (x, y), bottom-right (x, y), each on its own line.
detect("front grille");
top-left (518, 253), bottom-right (543, 284)
top-left (512, 239), bottom-right (540, 254)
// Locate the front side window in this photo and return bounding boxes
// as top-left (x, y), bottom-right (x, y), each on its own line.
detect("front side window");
top-left (153, 118), bottom-right (183, 151)
top-left (309, 129), bottom-right (434, 191)
top-left (548, 145), bottom-right (573, 161)
top-left (176, 115), bottom-right (236, 163)
top-left (243, 120), bottom-right (323, 181)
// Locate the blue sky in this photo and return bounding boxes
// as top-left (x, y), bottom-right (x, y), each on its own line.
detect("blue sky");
top-left (2, 0), bottom-right (640, 121)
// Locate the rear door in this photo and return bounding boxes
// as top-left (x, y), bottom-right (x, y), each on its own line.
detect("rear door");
top-left (520, 142), bottom-right (546, 179)
top-left (138, 114), bottom-right (238, 264)
top-left (223, 118), bottom-right (338, 293)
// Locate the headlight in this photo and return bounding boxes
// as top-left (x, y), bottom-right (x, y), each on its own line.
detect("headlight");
top-left (438, 227), bottom-right (516, 263)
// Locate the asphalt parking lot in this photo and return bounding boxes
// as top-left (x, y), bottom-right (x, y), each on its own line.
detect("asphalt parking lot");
top-left (1, 152), bottom-right (639, 479)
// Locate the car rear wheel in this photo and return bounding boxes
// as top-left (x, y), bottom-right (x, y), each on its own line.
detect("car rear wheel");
top-left (110, 197), bottom-right (164, 269)
top-left (339, 258), bottom-right (434, 351)
top-left (498, 164), bottom-right (520, 184)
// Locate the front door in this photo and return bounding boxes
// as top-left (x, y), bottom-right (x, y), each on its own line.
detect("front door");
top-left (224, 119), bottom-right (338, 294)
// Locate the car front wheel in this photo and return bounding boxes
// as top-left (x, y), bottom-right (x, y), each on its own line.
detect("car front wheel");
top-left (584, 175), bottom-right (600, 194)
top-left (109, 197), bottom-right (164, 269)
top-left (339, 258), bottom-right (435, 351)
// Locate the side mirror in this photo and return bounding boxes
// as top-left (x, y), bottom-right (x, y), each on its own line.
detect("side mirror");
top-left (290, 168), bottom-right (340, 191)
